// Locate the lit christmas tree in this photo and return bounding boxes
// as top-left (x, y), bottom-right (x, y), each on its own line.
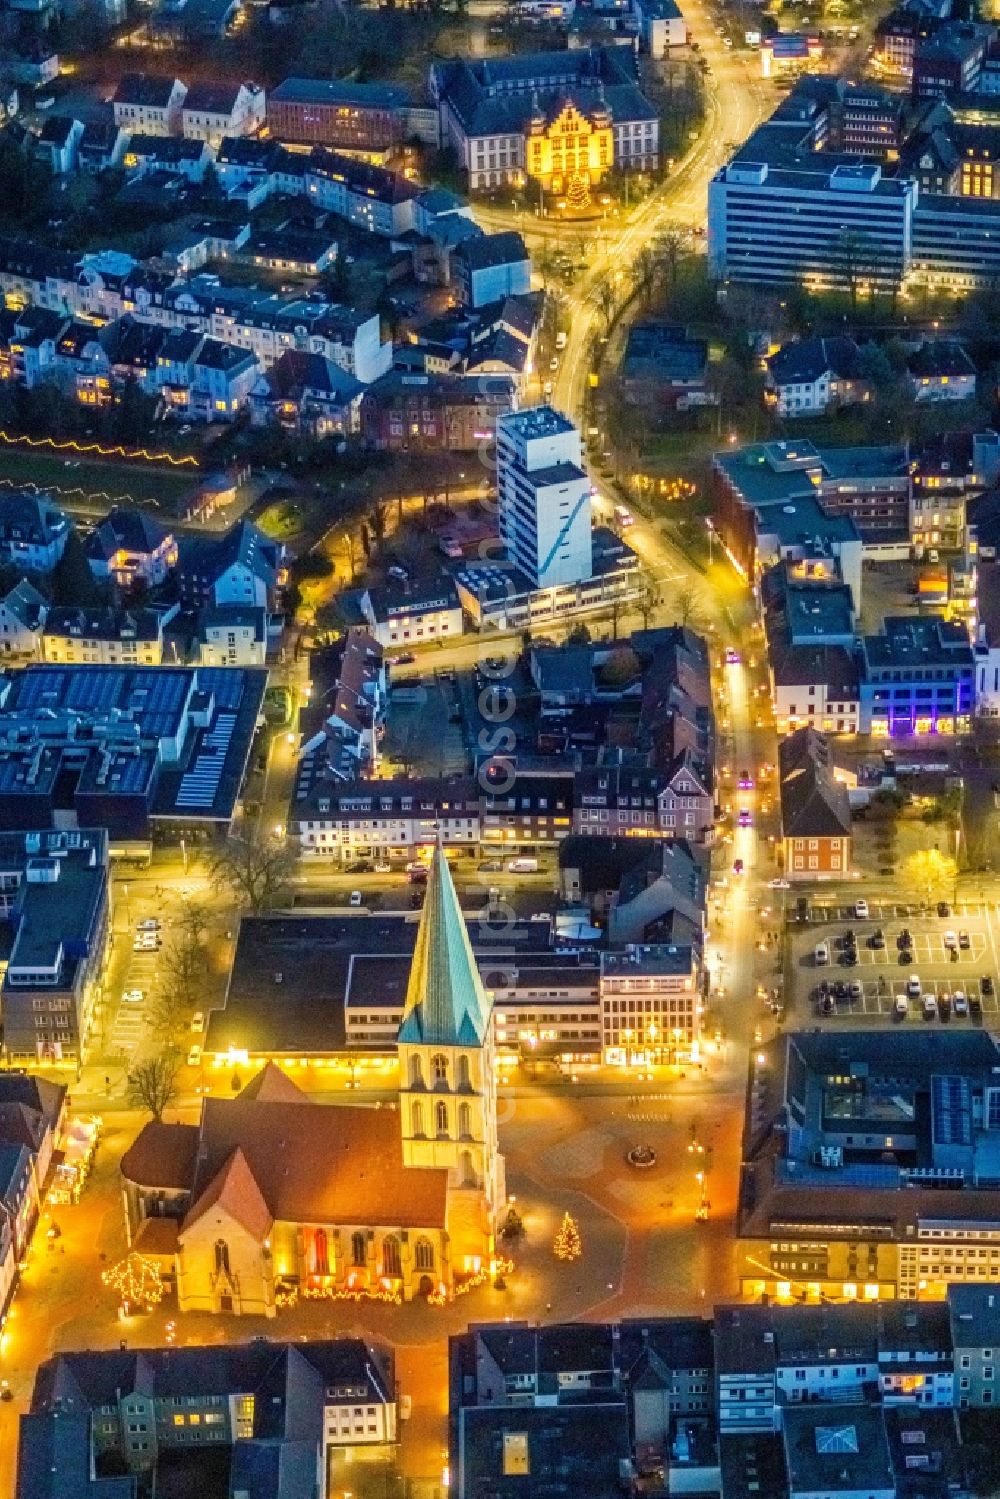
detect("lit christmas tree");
top-left (102, 1253), bottom-right (164, 1313)
top-left (566, 172), bottom-right (591, 211)
top-left (553, 1211), bottom-right (582, 1261)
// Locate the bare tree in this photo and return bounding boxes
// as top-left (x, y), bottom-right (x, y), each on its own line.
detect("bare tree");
top-left (209, 825), bottom-right (296, 913)
top-left (655, 226), bottom-right (686, 299)
top-left (149, 935), bottom-right (202, 1044)
top-left (595, 280), bottom-right (618, 335)
top-left (674, 584), bottom-right (705, 630)
top-left (637, 572), bottom-right (661, 631)
top-left (126, 1055), bottom-right (180, 1122)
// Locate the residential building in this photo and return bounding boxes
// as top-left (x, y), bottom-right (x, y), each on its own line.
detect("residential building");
top-left (359, 581), bottom-right (464, 649)
top-left (858, 613), bottom-right (975, 735)
top-left (121, 134), bottom-right (212, 183)
top-left (913, 22), bottom-right (988, 98)
top-left (778, 728), bottom-right (852, 880)
top-left (0, 581), bottom-right (47, 659)
top-left (739, 1029), bottom-right (1000, 1303)
top-left (906, 338), bottom-right (977, 400)
top-left (177, 519), bottom-right (281, 611)
top-left (83, 506), bottom-right (178, 591)
top-left (18, 1338), bottom-right (396, 1497)
top-left (0, 306), bottom-right (68, 389)
top-left (121, 847), bottom-right (503, 1308)
top-left (305, 149), bottom-right (421, 238)
top-left (496, 405), bottom-right (592, 589)
top-left (0, 492), bottom-right (70, 574)
top-left (40, 607), bottom-right (169, 667)
top-left (449, 1316), bottom-right (715, 1499)
top-left (620, 323), bottom-right (713, 411)
top-left (180, 80), bottom-right (265, 147)
top-left (0, 829), bottom-right (111, 1066)
top-left (360, 371), bottom-right (516, 453)
top-left (0, 665), bottom-right (266, 839)
top-left (764, 337), bottom-right (871, 418)
top-left (453, 231), bottom-right (531, 309)
top-left (33, 115), bottom-right (84, 175)
top-left (632, 0), bottom-right (688, 55)
top-left (249, 349), bottom-right (362, 437)
top-left (112, 75), bottom-right (187, 136)
top-left (299, 629), bottom-right (386, 774)
top-left (431, 46), bottom-right (659, 191)
top-left (291, 775), bottom-right (482, 861)
top-left (599, 944), bottom-right (701, 1065)
top-left (191, 604), bottom-right (264, 669)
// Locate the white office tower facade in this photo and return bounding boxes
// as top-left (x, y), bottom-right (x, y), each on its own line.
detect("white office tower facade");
top-left (496, 406), bottom-right (592, 589)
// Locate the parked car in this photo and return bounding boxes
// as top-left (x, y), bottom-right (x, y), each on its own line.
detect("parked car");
top-left (870, 929), bottom-right (885, 949)
top-left (349, 890), bottom-right (363, 907)
top-left (848, 981), bottom-right (863, 1000)
top-left (923, 994), bottom-right (937, 1020)
top-left (938, 902), bottom-right (951, 917)
top-left (907, 974), bottom-right (922, 998)
top-left (954, 990), bottom-right (969, 1016)
top-left (187, 1045), bottom-right (202, 1067)
top-left (959, 930), bottom-right (971, 950)
top-left (815, 942), bottom-right (830, 965)
top-left (122, 989), bottom-right (144, 1005)
top-left (191, 1011), bottom-right (204, 1032)
top-left (982, 976), bottom-right (994, 997)
top-left (738, 808), bottom-right (751, 827)
top-left (136, 918), bottom-right (160, 932)
top-left (854, 899), bottom-right (869, 920)
top-left (938, 992), bottom-right (952, 1020)
top-left (894, 994), bottom-right (908, 1019)
top-left (944, 930), bottom-right (958, 950)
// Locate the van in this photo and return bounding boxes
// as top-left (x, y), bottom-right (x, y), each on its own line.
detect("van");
top-left (508, 858), bottom-right (539, 874)
top-left (814, 942), bottom-right (830, 966)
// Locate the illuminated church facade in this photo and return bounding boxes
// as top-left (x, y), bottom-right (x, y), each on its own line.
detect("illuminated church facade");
top-left (119, 847), bottom-right (504, 1313)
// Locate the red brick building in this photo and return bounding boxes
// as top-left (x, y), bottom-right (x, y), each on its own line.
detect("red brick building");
top-left (360, 372), bottom-right (515, 453)
top-left (779, 726), bottom-right (852, 880)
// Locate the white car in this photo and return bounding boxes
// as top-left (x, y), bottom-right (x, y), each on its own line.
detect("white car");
top-left (191, 1011), bottom-right (204, 1032)
top-left (122, 989), bottom-right (144, 1005)
top-left (374, 862), bottom-right (391, 873)
top-left (814, 942), bottom-right (830, 966)
top-left (769, 878), bottom-right (791, 889)
top-left (907, 974), bottom-right (922, 998)
top-left (854, 900), bottom-right (869, 920)
top-left (953, 990), bottom-right (969, 1016)
top-left (350, 890), bottom-right (363, 907)
top-left (136, 918), bottom-right (161, 932)
top-left (187, 1045), bottom-right (202, 1067)
top-left (944, 930), bottom-right (958, 950)
top-left (923, 994), bottom-right (937, 1019)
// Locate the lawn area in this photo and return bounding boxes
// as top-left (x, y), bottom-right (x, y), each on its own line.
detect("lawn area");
top-left (0, 448), bottom-right (196, 512)
top-left (256, 497), bottom-right (307, 542)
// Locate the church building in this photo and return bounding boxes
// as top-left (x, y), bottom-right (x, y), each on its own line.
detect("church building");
top-left (119, 846), bottom-right (505, 1312)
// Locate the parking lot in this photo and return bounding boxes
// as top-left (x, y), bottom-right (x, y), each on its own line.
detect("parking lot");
top-left (786, 900), bottom-right (1000, 1025)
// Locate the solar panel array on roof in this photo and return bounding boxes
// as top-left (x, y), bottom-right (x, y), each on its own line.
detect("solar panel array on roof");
top-left (197, 668), bottom-right (245, 711)
top-left (135, 671), bottom-right (188, 739)
top-left (175, 713), bottom-right (236, 809)
top-left (104, 753), bottom-right (154, 795)
top-left (65, 670), bottom-right (121, 716)
top-left (16, 669), bottom-right (68, 711)
top-left (932, 1073), bottom-right (972, 1147)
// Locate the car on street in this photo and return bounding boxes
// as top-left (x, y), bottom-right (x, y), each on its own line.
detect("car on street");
top-left (769, 878), bottom-right (791, 889)
top-left (346, 861), bottom-right (373, 874)
top-left (738, 770), bottom-right (754, 789)
top-left (191, 1011), bottom-right (204, 1031)
top-left (954, 990), bottom-right (969, 1016)
top-left (187, 1045), bottom-right (202, 1067)
top-left (732, 858), bottom-right (744, 874)
top-left (374, 862), bottom-right (391, 873)
top-left (959, 931), bottom-right (971, 950)
top-left (923, 994), bottom-right (938, 1019)
top-left (738, 808), bottom-right (751, 826)
top-left (854, 899), bottom-right (869, 920)
top-left (725, 648), bottom-right (741, 665)
top-left (122, 989), bottom-right (144, 1005)
top-left (907, 974), bottom-right (922, 998)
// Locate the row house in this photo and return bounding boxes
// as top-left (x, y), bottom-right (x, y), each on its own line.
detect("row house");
top-left (0, 305), bottom-right (68, 388)
top-left (778, 726), bottom-right (853, 881)
top-left (360, 370), bottom-right (516, 452)
top-left (122, 134), bottom-right (212, 184)
top-left (0, 242), bottom-right (393, 385)
top-left (0, 1073), bottom-right (65, 1321)
top-left (292, 775), bottom-right (482, 860)
top-left (480, 766), bottom-right (575, 849)
top-left (40, 607), bottom-right (170, 667)
top-left (180, 80), bottom-right (265, 147)
top-left (300, 630), bottom-right (387, 774)
top-left (112, 74), bottom-right (187, 136)
top-left (574, 757), bottom-right (714, 843)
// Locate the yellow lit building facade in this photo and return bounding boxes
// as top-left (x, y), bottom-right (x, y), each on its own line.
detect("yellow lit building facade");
top-left (525, 99), bottom-right (613, 193)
